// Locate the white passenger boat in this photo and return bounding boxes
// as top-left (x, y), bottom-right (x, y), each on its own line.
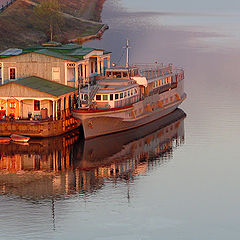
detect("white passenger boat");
top-left (72, 41), bottom-right (186, 139)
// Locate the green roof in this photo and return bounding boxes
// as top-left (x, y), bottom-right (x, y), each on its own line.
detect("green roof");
top-left (68, 47), bottom-right (96, 56)
top-left (0, 42), bottom-right (111, 61)
top-left (35, 49), bottom-right (82, 62)
top-left (13, 76), bottom-right (77, 97)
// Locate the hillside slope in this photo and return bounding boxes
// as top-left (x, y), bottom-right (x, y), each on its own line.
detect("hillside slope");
top-left (0, 0), bottom-right (106, 51)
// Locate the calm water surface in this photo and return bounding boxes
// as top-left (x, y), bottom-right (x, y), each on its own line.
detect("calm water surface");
top-left (1, 0), bottom-right (240, 239)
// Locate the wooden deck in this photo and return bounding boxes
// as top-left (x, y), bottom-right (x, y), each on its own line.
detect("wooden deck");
top-left (0, 116), bottom-right (80, 137)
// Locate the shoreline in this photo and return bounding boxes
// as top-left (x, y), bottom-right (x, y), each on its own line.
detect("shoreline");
top-left (0, 0), bottom-right (107, 50)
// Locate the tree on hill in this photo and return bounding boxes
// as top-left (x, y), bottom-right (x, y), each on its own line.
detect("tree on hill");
top-left (34, 0), bottom-right (64, 41)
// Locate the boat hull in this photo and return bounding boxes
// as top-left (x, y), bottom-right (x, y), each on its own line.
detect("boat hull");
top-left (73, 94), bottom-right (186, 139)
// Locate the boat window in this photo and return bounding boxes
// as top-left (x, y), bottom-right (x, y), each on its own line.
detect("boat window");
top-left (103, 95), bottom-right (108, 101)
top-left (110, 94), bottom-right (114, 101)
top-left (96, 95), bottom-right (101, 101)
top-left (115, 93), bottom-right (119, 100)
top-left (124, 92), bottom-right (127, 98)
top-left (113, 72), bottom-right (122, 78)
top-left (120, 93), bottom-right (123, 99)
top-left (106, 72), bottom-right (112, 78)
top-left (123, 72), bottom-right (128, 78)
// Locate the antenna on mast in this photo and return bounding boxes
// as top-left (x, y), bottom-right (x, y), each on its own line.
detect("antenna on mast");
top-left (123, 39), bottom-right (131, 68)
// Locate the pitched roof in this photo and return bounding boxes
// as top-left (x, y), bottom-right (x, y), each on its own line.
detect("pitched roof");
top-left (35, 49), bottom-right (82, 62)
top-left (0, 42), bottom-right (111, 61)
top-left (13, 76), bottom-right (77, 97)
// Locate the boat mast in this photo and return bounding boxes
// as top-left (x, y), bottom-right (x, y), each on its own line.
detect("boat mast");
top-left (124, 39), bottom-right (130, 68)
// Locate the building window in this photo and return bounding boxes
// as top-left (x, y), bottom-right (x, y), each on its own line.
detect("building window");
top-left (91, 62), bottom-right (94, 74)
top-left (84, 94), bottom-right (88, 101)
top-left (9, 101), bottom-right (16, 109)
top-left (128, 91), bottom-right (130, 96)
top-left (120, 93), bottom-right (123, 99)
top-left (34, 100), bottom-right (40, 111)
top-left (52, 67), bottom-right (60, 81)
top-left (115, 94), bottom-right (119, 100)
top-left (110, 94), bottom-right (114, 101)
top-left (103, 95), bottom-right (108, 101)
top-left (96, 95), bottom-right (101, 101)
top-left (124, 92), bottom-right (127, 98)
top-left (9, 68), bottom-right (16, 80)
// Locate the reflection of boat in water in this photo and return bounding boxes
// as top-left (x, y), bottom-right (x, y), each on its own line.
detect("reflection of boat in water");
top-left (0, 109), bottom-right (186, 200)
top-left (74, 108), bottom-right (186, 178)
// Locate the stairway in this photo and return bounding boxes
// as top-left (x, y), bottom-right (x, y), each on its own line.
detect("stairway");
top-left (88, 84), bottom-right (100, 105)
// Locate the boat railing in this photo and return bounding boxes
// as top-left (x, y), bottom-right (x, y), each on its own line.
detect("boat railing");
top-left (174, 67), bottom-right (184, 81)
top-left (133, 63), bottom-right (173, 80)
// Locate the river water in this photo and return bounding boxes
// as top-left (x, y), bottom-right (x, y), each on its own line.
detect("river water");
top-left (1, 1), bottom-right (240, 239)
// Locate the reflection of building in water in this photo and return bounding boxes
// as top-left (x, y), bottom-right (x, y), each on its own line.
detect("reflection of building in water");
top-left (0, 109), bottom-right (185, 199)
top-left (0, 132), bottom-right (104, 198)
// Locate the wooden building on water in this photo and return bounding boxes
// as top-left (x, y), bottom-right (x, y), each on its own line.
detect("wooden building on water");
top-left (0, 42), bottom-right (111, 137)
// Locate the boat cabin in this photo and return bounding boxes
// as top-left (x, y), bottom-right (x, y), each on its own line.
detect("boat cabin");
top-left (105, 67), bottom-right (139, 79)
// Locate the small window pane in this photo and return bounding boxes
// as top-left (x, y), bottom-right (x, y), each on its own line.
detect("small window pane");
top-left (123, 72), bottom-right (128, 78)
top-left (34, 100), bottom-right (40, 111)
top-left (115, 94), bottom-right (119, 100)
top-left (110, 94), bottom-right (114, 101)
top-left (10, 68), bottom-right (16, 80)
top-left (113, 72), bottom-right (121, 78)
top-left (120, 93), bottom-right (123, 99)
top-left (84, 94), bottom-right (88, 100)
top-left (96, 95), bottom-right (101, 101)
top-left (103, 95), bottom-right (108, 101)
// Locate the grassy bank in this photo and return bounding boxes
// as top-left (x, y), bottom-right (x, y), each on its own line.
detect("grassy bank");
top-left (0, 0), bottom-right (106, 51)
